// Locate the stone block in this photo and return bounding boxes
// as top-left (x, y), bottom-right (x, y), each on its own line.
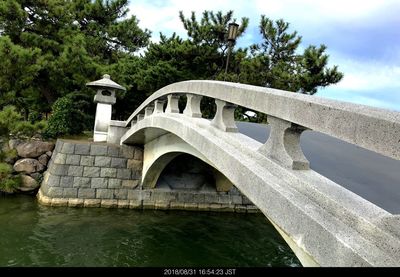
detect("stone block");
top-left (119, 145), bottom-right (134, 159)
top-left (108, 178), bottom-right (122, 188)
top-left (74, 144), bottom-right (90, 155)
top-left (61, 142), bottom-right (75, 154)
top-left (73, 177), bottom-right (91, 188)
top-left (80, 156), bottom-right (94, 166)
top-left (209, 203), bottom-right (223, 212)
top-left (219, 204), bottom-right (235, 212)
top-left (55, 140), bottom-right (63, 152)
top-left (127, 159), bottom-right (143, 170)
top-left (198, 203), bottom-right (210, 211)
top-left (47, 187), bottom-right (64, 198)
top-left (131, 170), bottom-right (142, 179)
top-left (122, 180), bottom-right (139, 189)
top-left (84, 199), bottom-right (101, 207)
top-left (78, 188), bottom-right (96, 199)
top-left (170, 202), bottom-right (185, 210)
top-left (51, 164), bottom-right (69, 176)
top-left (117, 168), bottom-right (131, 179)
top-left (127, 190), bottom-right (141, 200)
top-left (234, 205), bottom-right (247, 213)
top-left (204, 193), bottom-right (218, 204)
top-left (218, 194), bottom-right (232, 204)
top-left (66, 154), bottom-right (81, 165)
top-left (111, 158), bottom-right (127, 168)
top-left (96, 189), bottom-right (113, 199)
top-left (100, 168), bottom-right (117, 178)
top-left (63, 188), bottom-right (78, 198)
top-left (246, 206), bottom-right (260, 213)
top-left (114, 189), bottom-right (128, 199)
top-left (40, 181), bottom-right (50, 195)
top-left (90, 144), bottom-right (108, 156)
top-left (68, 165), bottom-right (83, 177)
top-left (101, 199), bottom-right (118, 208)
top-left (53, 153), bottom-right (67, 164)
top-left (68, 199), bottom-right (84, 207)
top-left (155, 201), bottom-right (170, 210)
top-left (178, 192), bottom-right (194, 203)
top-left (141, 190), bottom-right (152, 201)
top-left (115, 200), bottom-right (129, 208)
top-left (107, 146), bottom-right (120, 157)
top-left (47, 175), bottom-right (61, 187)
top-left (91, 178), bottom-right (108, 189)
top-left (83, 166), bottom-right (100, 177)
top-left (129, 200), bottom-right (142, 209)
top-left (232, 195), bottom-right (243, 204)
top-left (60, 176), bottom-right (74, 188)
top-left (184, 203), bottom-right (198, 211)
top-left (192, 193), bottom-right (205, 203)
top-left (51, 198), bottom-right (68, 207)
top-left (133, 148), bottom-right (143, 160)
top-left (142, 200), bottom-right (155, 209)
top-left (94, 156), bottom-right (111, 167)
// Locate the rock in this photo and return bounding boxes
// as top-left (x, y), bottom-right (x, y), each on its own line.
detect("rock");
top-left (4, 156), bottom-right (18, 165)
top-left (18, 175), bottom-right (40, 192)
top-left (16, 141), bottom-right (55, 158)
top-left (9, 139), bottom-right (23, 150)
top-left (45, 151), bottom-right (52, 157)
top-left (13, 158), bottom-right (45, 174)
top-left (30, 172), bottom-right (43, 181)
top-left (38, 154), bottom-right (49, 166)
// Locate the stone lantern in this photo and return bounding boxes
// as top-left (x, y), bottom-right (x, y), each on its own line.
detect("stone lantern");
top-left (86, 74), bottom-right (126, 142)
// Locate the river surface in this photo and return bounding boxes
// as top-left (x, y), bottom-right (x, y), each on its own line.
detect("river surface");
top-left (0, 195), bottom-right (300, 267)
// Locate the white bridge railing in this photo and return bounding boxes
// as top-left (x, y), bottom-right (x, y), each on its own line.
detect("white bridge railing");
top-left (122, 80), bottom-right (400, 169)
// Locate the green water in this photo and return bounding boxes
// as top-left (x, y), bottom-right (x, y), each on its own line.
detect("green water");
top-left (0, 195), bottom-right (301, 267)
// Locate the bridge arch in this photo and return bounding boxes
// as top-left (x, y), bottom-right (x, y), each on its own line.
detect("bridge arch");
top-left (119, 80), bottom-right (400, 266)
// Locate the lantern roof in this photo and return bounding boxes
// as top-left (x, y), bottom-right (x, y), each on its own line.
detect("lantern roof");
top-left (86, 74), bottom-right (126, 91)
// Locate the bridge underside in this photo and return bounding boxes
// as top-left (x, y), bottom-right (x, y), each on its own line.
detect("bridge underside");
top-left (121, 113), bottom-right (400, 267)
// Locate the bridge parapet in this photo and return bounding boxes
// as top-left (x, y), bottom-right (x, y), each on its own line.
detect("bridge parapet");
top-left (122, 80), bottom-right (400, 169)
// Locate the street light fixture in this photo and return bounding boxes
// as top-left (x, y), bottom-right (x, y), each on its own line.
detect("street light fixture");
top-left (224, 22), bottom-right (239, 76)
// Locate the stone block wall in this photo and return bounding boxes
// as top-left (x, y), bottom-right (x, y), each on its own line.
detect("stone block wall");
top-left (38, 139), bottom-right (259, 213)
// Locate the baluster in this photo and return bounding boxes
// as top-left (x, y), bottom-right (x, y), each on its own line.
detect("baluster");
top-left (165, 94), bottom-right (180, 113)
top-left (137, 114), bottom-right (144, 121)
top-left (211, 99), bottom-right (238, 132)
top-left (183, 94), bottom-right (202, 118)
top-left (258, 116), bottom-right (309, 170)
top-left (153, 99), bottom-right (165, 114)
top-left (144, 106), bottom-right (154, 118)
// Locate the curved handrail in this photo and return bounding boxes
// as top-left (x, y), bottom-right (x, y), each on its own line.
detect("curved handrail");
top-left (125, 80), bottom-right (400, 160)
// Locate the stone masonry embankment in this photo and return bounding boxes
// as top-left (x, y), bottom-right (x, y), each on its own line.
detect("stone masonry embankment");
top-left (38, 139), bottom-right (259, 213)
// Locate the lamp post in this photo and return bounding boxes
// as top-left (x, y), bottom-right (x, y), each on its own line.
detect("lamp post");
top-left (224, 22), bottom-right (239, 76)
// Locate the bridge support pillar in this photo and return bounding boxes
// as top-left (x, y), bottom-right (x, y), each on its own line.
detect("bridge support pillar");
top-left (259, 116), bottom-right (309, 170)
top-left (184, 94), bottom-right (202, 118)
top-left (166, 95), bottom-right (180, 113)
top-left (211, 100), bottom-right (238, 132)
top-left (137, 114), bottom-right (145, 121)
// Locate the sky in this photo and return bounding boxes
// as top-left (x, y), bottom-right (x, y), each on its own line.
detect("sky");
top-left (127, 0), bottom-right (400, 111)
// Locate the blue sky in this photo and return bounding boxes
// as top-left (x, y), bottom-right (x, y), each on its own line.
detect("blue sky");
top-left (128, 0), bottom-right (400, 111)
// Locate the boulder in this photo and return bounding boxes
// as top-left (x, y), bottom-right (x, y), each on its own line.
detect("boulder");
top-left (38, 154), bottom-right (49, 166)
top-left (18, 175), bottom-right (39, 192)
top-left (16, 141), bottom-right (55, 158)
top-left (8, 139), bottom-right (23, 150)
top-left (45, 151), bottom-right (52, 157)
top-left (13, 158), bottom-right (45, 174)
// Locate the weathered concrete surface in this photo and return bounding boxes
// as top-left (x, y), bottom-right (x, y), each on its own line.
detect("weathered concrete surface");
top-left (122, 113), bottom-right (400, 267)
top-left (236, 122), bottom-right (400, 214)
top-left (125, 80), bottom-right (400, 161)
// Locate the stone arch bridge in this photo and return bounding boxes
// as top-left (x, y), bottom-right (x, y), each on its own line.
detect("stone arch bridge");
top-left (39, 80), bottom-right (400, 267)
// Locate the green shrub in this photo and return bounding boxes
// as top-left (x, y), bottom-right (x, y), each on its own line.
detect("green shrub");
top-left (0, 106), bottom-right (47, 139)
top-left (43, 92), bottom-right (93, 138)
top-left (0, 162), bottom-right (20, 193)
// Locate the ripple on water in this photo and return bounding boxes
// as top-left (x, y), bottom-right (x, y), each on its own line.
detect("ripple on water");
top-left (0, 195), bottom-right (301, 267)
